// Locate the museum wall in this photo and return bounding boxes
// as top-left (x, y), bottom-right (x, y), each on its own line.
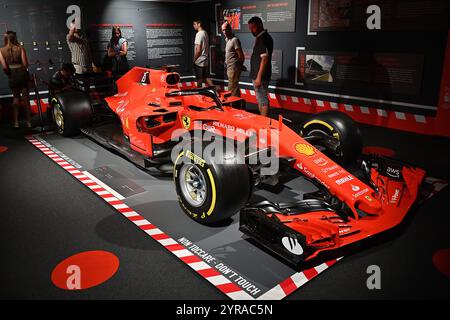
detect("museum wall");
top-left (0, 0), bottom-right (210, 96)
top-left (209, 0), bottom-right (449, 117)
top-left (0, 0), bottom-right (448, 120)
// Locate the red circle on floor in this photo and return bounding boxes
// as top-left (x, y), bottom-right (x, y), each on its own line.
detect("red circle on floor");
top-left (362, 146), bottom-right (396, 157)
top-left (433, 249), bottom-right (450, 278)
top-left (0, 146), bottom-right (8, 153)
top-left (51, 250), bottom-right (119, 290)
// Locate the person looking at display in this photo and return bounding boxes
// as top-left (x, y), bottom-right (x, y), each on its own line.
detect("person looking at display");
top-left (0, 31), bottom-right (32, 128)
top-left (48, 62), bottom-right (76, 96)
top-left (248, 16), bottom-right (273, 117)
top-left (221, 22), bottom-right (244, 98)
top-left (106, 26), bottom-right (129, 76)
top-left (193, 19), bottom-right (214, 88)
top-left (66, 17), bottom-right (94, 74)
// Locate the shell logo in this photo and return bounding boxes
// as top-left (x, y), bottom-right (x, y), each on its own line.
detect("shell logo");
top-left (294, 143), bottom-right (315, 156)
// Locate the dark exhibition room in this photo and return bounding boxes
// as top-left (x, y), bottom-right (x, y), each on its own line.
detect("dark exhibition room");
top-left (0, 0), bottom-right (449, 306)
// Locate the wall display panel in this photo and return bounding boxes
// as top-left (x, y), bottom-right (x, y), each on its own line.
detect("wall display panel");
top-left (308, 0), bottom-right (449, 33)
top-left (242, 48), bottom-right (283, 80)
top-left (90, 24), bottom-right (137, 67)
top-left (209, 45), bottom-right (225, 76)
top-left (0, 22), bottom-right (8, 33)
top-left (210, 45), bottom-right (283, 81)
top-left (0, 0), bottom-right (209, 95)
top-left (0, 0), bottom-right (447, 118)
top-left (296, 48), bottom-right (424, 97)
top-left (211, 0), bottom-right (447, 116)
top-left (84, 0), bottom-right (197, 75)
top-left (145, 24), bottom-right (187, 68)
top-left (0, 2), bottom-right (72, 93)
top-left (215, 0), bottom-right (297, 35)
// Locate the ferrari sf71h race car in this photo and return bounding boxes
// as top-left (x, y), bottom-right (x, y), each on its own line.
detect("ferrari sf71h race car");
top-left (48, 66), bottom-right (425, 267)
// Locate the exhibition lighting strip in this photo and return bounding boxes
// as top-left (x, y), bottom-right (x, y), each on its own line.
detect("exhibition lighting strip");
top-left (26, 134), bottom-right (340, 300)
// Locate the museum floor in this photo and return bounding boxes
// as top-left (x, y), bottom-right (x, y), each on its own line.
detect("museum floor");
top-left (0, 105), bottom-right (449, 300)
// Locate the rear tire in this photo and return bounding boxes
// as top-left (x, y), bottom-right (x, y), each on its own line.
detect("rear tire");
top-left (300, 111), bottom-right (362, 165)
top-left (173, 140), bottom-right (251, 225)
top-left (51, 91), bottom-right (93, 137)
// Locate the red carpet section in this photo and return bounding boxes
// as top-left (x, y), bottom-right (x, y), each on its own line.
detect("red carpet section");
top-left (51, 250), bottom-right (119, 290)
top-left (362, 146), bottom-right (396, 157)
top-left (433, 249), bottom-right (450, 279)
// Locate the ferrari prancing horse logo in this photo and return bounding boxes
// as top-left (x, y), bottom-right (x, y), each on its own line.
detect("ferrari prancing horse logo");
top-left (182, 115), bottom-right (191, 129)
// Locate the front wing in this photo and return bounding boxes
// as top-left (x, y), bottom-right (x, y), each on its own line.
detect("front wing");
top-left (239, 155), bottom-right (426, 267)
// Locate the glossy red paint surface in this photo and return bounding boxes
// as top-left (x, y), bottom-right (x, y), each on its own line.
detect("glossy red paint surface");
top-left (101, 67), bottom-right (425, 259)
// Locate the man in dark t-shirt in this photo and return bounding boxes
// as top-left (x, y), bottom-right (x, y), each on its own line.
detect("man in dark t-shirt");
top-left (248, 16), bottom-right (273, 117)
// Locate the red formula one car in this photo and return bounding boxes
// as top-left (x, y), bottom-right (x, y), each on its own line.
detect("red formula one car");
top-left (49, 66), bottom-right (425, 266)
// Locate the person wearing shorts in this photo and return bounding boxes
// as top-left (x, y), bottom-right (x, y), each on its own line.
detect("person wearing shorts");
top-left (221, 22), bottom-right (244, 98)
top-left (193, 20), bottom-right (214, 87)
top-left (0, 31), bottom-right (32, 128)
top-left (248, 16), bottom-right (273, 117)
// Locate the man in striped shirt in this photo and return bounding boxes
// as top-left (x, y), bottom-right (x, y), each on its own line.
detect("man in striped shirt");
top-left (66, 19), bottom-right (93, 74)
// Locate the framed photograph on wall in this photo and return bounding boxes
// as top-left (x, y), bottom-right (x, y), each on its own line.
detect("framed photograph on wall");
top-left (215, 0), bottom-right (297, 36)
top-left (295, 47), bottom-right (425, 98)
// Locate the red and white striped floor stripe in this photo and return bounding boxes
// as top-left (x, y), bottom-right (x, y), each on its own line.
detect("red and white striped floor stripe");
top-left (26, 134), bottom-right (340, 300)
top-left (258, 259), bottom-right (341, 300)
top-left (26, 136), bottom-right (255, 299)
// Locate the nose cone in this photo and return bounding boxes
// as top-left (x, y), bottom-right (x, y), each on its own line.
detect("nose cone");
top-left (356, 194), bottom-right (382, 214)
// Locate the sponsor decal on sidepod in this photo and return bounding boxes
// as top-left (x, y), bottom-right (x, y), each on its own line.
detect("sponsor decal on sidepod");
top-left (335, 175), bottom-right (354, 185)
top-left (386, 166), bottom-right (401, 179)
top-left (294, 143), bottom-right (316, 157)
top-left (352, 188), bottom-right (369, 199)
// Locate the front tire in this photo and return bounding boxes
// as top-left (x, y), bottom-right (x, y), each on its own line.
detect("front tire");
top-left (173, 140), bottom-right (251, 225)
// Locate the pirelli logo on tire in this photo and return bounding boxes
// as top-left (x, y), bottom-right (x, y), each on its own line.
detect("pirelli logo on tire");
top-left (185, 150), bottom-right (206, 167)
top-left (179, 200), bottom-right (198, 219)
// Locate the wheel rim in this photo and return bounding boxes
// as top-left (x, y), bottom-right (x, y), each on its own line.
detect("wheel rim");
top-left (307, 128), bottom-right (342, 157)
top-left (179, 163), bottom-right (207, 207)
top-left (53, 103), bottom-right (64, 131)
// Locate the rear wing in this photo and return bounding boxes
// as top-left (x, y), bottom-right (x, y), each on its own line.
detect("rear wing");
top-left (115, 67), bottom-right (180, 94)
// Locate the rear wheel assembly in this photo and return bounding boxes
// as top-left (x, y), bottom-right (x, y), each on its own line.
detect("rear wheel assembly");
top-left (300, 111), bottom-right (363, 166)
